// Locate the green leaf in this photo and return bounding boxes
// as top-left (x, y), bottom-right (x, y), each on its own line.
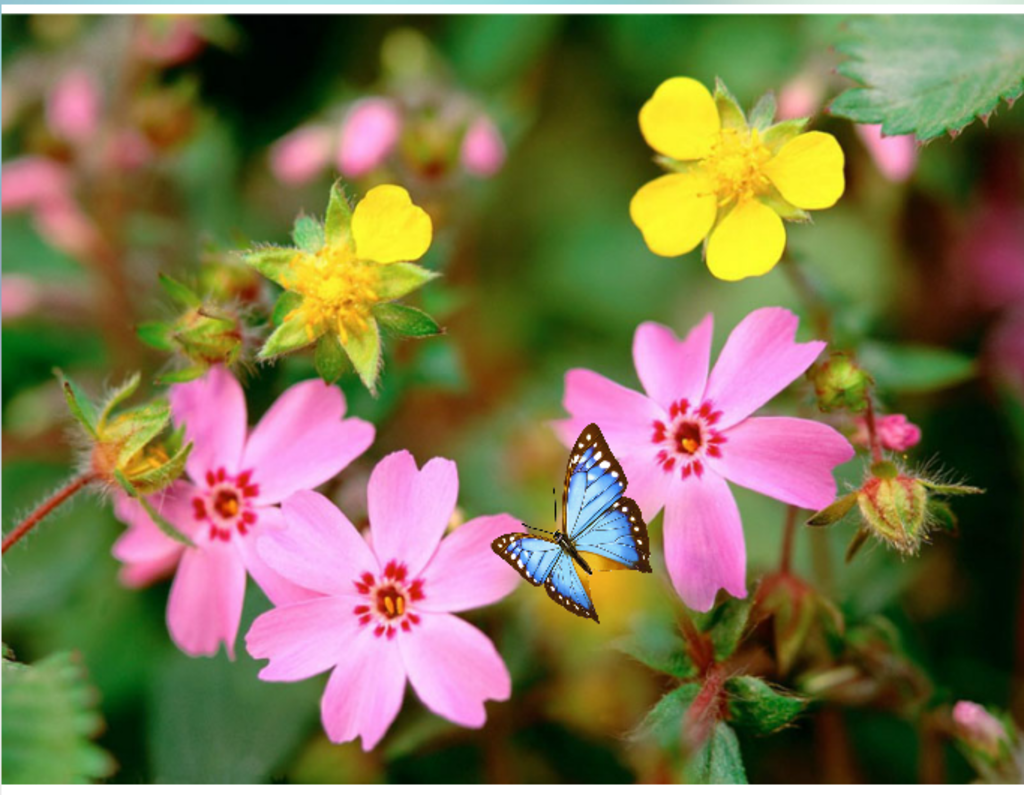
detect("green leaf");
top-left (156, 365), bottom-right (210, 385)
top-left (858, 340), bottom-right (976, 392)
top-left (708, 597), bottom-right (752, 660)
top-left (158, 273), bottom-right (201, 308)
top-left (105, 402), bottom-right (171, 467)
top-left (614, 628), bottom-right (697, 679)
top-left (58, 371), bottom-right (100, 439)
top-left (684, 722), bottom-right (747, 784)
top-left (113, 470), bottom-right (194, 547)
top-left (243, 246), bottom-right (298, 286)
top-left (259, 316), bottom-right (313, 360)
top-left (714, 77), bottom-right (746, 130)
top-left (725, 676), bottom-right (807, 734)
top-left (748, 91), bottom-right (777, 130)
top-left (314, 333), bottom-right (347, 384)
top-left (829, 16), bottom-right (1024, 141)
top-left (2, 651), bottom-right (115, 783)
top-left (292, 214), bottom-right (325, 254)
top-left (97, 372), bottom-right (142, 428)
top-left (324, 180), bottom-right (353, 246)
top-left (271, 290), bottom-right (304, 327)
top-left (637, 683), bottom-right (702, 751)
top-left (136, 321), bottom-right (174, 351)
top-left (149, 649), bottom-right (321, 783)
top-left (918, 479), bottom-right (985, 496)
top-left (375, 261), bottom-right (439, 301)
top-left (373, 303), bottom-right (443, 338)
top-left (761, 118), bottom-right (808, 152)
top-left (340, 319), bottom-right (382, 394)
top-left (807, 492), bottom-right (859, 527)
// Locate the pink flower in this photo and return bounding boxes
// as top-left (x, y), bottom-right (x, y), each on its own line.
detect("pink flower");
top-left (1, 156), bottom-right (73, 213)
top-left (337, 98), bottom-right (401, 178)
top-left (1, 274), bottom-right (42, 321)
top-left (47, 69), bottom-right (101, 144)
top-left (987, 309), bottom-right (1024, 390)
top-left (953, 701), bottom-right (1008, 756)
top-left (112, 366), bottom-right (375, 657)
top-left (460, 115), bottom-right (506, 177)
top-left (856, 124), bottom-right (917, 182)
top-left (778, 74), bottom-right (824, 120)
top-left (270, 125), bottom-right (335, 186)
top-left (246, 451), bottom-right (520, 750)
top-left (554, 308), bottom-right (854, 611)
top-left (852, 413), bottom-right (922, 452)
top-left (136, 16), bottom-right (205, 66)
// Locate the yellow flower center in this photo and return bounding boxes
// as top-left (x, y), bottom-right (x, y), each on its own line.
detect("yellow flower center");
top-left (702, 127), bottom-right (772, 206)
top-left (282, 244), bottom-right (380, 344)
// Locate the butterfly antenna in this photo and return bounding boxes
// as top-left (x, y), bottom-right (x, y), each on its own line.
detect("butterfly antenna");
top-left (553, 487), bottom-right (557, 524)
top-left (521, 523), bottom-right (552, 537)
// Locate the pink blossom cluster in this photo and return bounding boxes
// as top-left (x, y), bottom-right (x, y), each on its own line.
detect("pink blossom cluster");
top-left (270, 97), bottom-right (506, 185)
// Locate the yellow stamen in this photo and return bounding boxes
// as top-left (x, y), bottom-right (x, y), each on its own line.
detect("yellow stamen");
top-left (396, 595), bottom-right (405, 615)
top-left (682, 438), bottom-right (699, 454)
top-left (702, 127), bottom-right (772, 206)
top-left (384, 595), bottom-right (396, 616)
top-left (284, 244), bottom-right (380, 342)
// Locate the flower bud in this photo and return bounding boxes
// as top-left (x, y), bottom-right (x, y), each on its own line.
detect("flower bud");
top-left (856, 462), bottom-right (929, 554)
top-left (460, 115), bottom-right (506, 177)
top-left (811, 352), bottom-right (872, 413)
top-left (169, 306), bottom-right (243, 372)
top-left (852, 413), bottom-right (922, 452)
top-left (952, 701), bottom-right (1009, 758)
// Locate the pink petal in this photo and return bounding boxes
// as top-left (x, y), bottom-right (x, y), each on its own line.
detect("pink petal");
top-left (663, 472), bottom-right (747, 612)
top-left (166, 543), bottom-right (247, 658)
top-left (111, 485), bottom-right (196, 586)
top-left (242, 379), bottom-right (374, 505)
top-left (417, 515), bottom-right (521, 613)
top-left (236, 507), bottom-right (322, 606)
top-left (561, 368), bottom-right (662, 435)
top-left (703, 308), bottom-right (825, 428)
top-left (337, 98), bottom-right (401, 178)
top-left (47, 69), bottom-right (101, 144)
top-left (460, 115), bottom-right (506, 177)
top-left (269, 125), bottom-right (334, 186)
top-left (708, 417), bottom-right (854, 510)
top-left (120, 557), bottom-right (180, 589)
top-left (633, 316), bottom-right (713, 412)
top-left (399, 612), bottom-right (510, 728)
top-left (246, 595), bottom-right (363, 682)
top-left (0, 156), bottom-right (72, 212)
top-left (613, 449), bottom-right (671, 521)
top-left (856, 124), bottom-right (917, 183)
top-left (169, 366), bottom-right (247, 485)
top-left (259, 490), bottom-right (378, 596)
top-left (321, 629), bottom-right (406, 750)
top-left (368, 452), bottom-right (458, 577)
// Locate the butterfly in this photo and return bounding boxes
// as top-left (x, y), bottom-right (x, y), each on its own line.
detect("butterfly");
top-left (492, 423), bottom-right (651, 623)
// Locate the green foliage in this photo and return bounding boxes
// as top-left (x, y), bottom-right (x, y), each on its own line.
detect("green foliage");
top-left (244, 246), bottom-right (298, 285)
top-left (324, 180), bottom-right (353, 247)
top-left (638, 682), bottom-right (702, 751)
top-left (726, 676), bottom-right (807, 734)
top-left (707, 598), bottom-right (753, 660)
top-left (292, 215), bottom-right (325, 254)
top-left (260, 315), bottom-right (313, 359)
top-left (341, 320), bottom-right (383, 394)
top-left (59, 372), bottom-right (100, 438)
top-left (829, 15), bottom-right (1024, 141)
top-left (375, 262), bottom-right (439, 301)
top-left (684, 722), bottom-right (747, 784)
top-left (614, 626), bottom-right (697, 680)
top-left (858, 341), bottom-right (976, 393)
top-left (2, 651), bottom-right (115, 784)
top-left (374, 303), bottom-right (444, 338)
top-left (315, 333), bottom-right (347, 384)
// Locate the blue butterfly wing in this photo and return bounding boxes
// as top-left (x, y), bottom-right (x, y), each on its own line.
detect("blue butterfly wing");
top-left (574, 496), bottom-right (651, 573)
top-left (563, 424), bottom-right (627, 539)
top-left (492, 533), bottom-right (599, 622)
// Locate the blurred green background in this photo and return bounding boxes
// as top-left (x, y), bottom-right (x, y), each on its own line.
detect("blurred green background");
top-left (2, 14), bottom-right (1023, 784)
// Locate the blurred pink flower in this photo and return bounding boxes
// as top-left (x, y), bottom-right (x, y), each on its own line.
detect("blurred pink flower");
top-left (47, 69), bottom-right (101, 144)
top-left (136, 16), bottom-right (205, 66)
top-left (270, 125), bottom-right (334, 186)
top-left (555, 308), bottom-right (853, 611)
top-left (337, 98), bottom-right (401, 178)
top-left (852, 413), bottom-right (922, 452)
top-left (1, 156), bottom-right (73, 212)
top-left (778, 74), bottom-right (824, 120)
top-left (35, 199), bottom-right (102, 259)
top-left (1, 274), bottom-right (42, 321)
top-left (959, 202), bottom-right (1024, 312)
top-left (987, 309), bottom-right (1024, 390)
top-left (857, 124), bottom-right (917, 182)
top-left (112, 366), bottom-right (375, 658)
top-left (246, 451), bottom-right (520, 750)
top-left (953, 700), bottom-right (1008, 756)
top-left (105, 129), bottom-right (154, 172)
top-left (460, 115), bottom-right (506, 177)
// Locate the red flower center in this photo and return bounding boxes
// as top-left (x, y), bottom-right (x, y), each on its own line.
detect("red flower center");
top-left (650, 399), bottom-right (727, 480)
top-left (353, 559), bottom-right (426, 640)
top-left (192, 467), bottom-right (261, 542)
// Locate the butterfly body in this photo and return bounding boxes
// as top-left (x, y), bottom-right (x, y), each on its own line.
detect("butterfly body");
top-left (492, 423), bottom-right (651, 623)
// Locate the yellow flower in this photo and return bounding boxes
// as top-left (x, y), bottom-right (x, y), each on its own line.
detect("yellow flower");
top-left (630, 77), bottom-right (845, 281)
top-left (245, 183), bottom-right (441, 392)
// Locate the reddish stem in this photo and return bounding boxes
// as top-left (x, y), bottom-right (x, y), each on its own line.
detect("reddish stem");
top-left (678, 611), bottom-right (716, 675)
top-left (780, 504), bottom-right (799, 574)
top-left (863, 394), bottom-right (884, 463)
top-left (2, 472), bottom-right (98, 555)
top-left (684, 665), bottom-right (727, 748)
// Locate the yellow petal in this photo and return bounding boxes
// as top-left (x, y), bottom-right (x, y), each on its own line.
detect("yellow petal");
top-left (764, 131), bottom-right (845, 210)
top-left (706, 200), bottom-right (785, 281)
top-left (639, 77), bottom-right (721, 161)
top-left (630, 172), bottom-right (718, 258)
top-left (351, 185), bottom-right (432, 265)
